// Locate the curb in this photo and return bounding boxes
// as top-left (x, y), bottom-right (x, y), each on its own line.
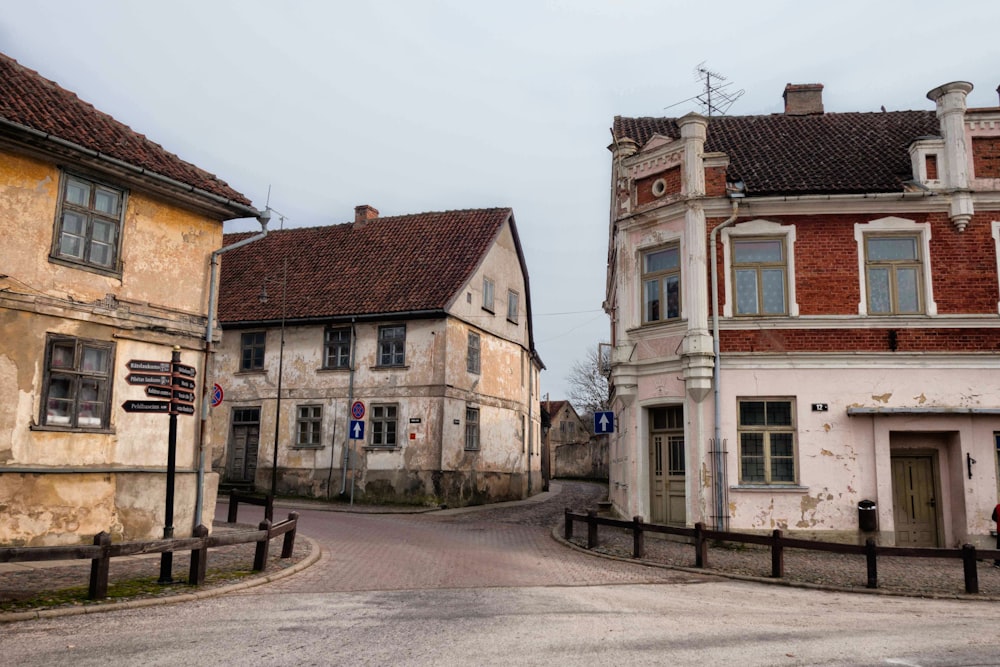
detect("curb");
top-left (0, 535), bottom-right (322, 624)
top-left (549, 526), bottom-right (1000, 602)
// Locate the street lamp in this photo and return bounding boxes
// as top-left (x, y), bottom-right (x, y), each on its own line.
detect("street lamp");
top-left (258, 257), bottom-right (287, 521)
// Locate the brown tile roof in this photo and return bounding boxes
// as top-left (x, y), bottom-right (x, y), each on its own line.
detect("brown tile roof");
top-left (0, 52), bottom-right (250, 206)
top-left (218, 208), bottom-right (515, 324)
top-left (613, 111), bottom-right (941, 196)
top-left (543, 400), bottom-right (573, 417)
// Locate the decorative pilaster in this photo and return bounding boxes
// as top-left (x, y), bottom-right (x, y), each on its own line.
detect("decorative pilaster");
top-left (927, 81), bottom-right (974, 231)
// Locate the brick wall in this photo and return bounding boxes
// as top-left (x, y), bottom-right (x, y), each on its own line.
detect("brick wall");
top-left (973, 137), bottom-right (1000, 178)
top-left (636, 166), bottom-right (682, 206)
top-left (721, 327), bottom-right (1000, 353)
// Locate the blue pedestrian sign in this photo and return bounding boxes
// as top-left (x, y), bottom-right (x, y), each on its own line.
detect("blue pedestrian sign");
top-left (594, 411), bottom-right (615, 434)
top-left (349, 420), bottom-right (365, 440)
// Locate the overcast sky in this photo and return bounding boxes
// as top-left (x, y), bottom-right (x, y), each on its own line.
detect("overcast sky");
top-left (4, 1), bottom-right (999, 404)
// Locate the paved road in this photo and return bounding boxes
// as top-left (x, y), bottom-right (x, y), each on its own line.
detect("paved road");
top-left (3, 482), bottom-right (1000, 666)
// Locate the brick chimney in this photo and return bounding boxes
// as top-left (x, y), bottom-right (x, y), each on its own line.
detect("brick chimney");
top-left (783, 83), bottom-right (824, 115)
top-left (354, 204), bottom-right (379, 228)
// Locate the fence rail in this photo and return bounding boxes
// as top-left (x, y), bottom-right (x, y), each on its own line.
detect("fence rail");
top-left (565, 509), bottom-right (999, 594)
top-left (0, 512), bottom-right (299, 600)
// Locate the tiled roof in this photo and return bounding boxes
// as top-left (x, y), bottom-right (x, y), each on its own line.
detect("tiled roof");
top-left (613, 111), bottom-right (941, 196)
top-left (544, 400), bottom-right (572, 417)
top-left (218, 208), bottom-right (514, 323)
top-left (0, 52), bottom-right (250, 206)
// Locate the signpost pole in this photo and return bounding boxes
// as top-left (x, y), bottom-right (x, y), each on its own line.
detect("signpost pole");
top-left (157, 347), bottom-right (181, 584)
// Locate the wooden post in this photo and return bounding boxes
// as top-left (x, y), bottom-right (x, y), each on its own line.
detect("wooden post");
top-left (632, 516), bottom-right (645, 559)
top-left (253, 519), bottom-right (271, 572)
top-left (88, 531), bottom-right (111, 600)
top-left (694, 522), bottom-right (708, 568)
top-left (587, 510), bottom-right (598, 549)
top-left (189, 524), bottom-right (209, 586)
top-left (281, 512), bottom-right (299, 558)
top-left (771, 529), bottom-right (784, 578)
top-left (564, 508), bottom-right (573, 540)
top-left (961, 544), bottom-right (979, 594)
top-left (227, 494), bottom-right (239, 523)
top-left (865, 538), bottom-right (878, 589)
top-left (265, 494), bottom-right (275, 523)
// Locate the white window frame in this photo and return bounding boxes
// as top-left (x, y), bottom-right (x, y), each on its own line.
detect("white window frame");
top-left (722, 219), bottom-right (798, 318)
top-left (295, 404), bottom-right (323, 447)
top-left (855, 217), bottom-right (936, 316)
top-left (507, 290), bottom-right (520, 323)
top-left (370, 404), bottom-right (398, 447)
top-left (640, 242), bottom-right (682, 324)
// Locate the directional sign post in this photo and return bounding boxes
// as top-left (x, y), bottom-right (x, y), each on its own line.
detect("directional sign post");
top-left (594, 410), bottom-right (615, 435)
top-left (350, 420), bottom-right (365, 440)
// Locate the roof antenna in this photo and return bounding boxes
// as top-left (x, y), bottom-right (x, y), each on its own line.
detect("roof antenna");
top-left (665, 62), bottom-right (744, 116)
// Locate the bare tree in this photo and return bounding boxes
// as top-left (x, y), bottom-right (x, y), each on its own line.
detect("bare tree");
top-left (567, 344), bottom-right (610, 418)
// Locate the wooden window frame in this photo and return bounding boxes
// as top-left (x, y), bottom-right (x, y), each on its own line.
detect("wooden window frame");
top-left (323, 326), bottom-right (351, 369)
top-left (50, 172), bottom-right (126, 276)
top-left (737, 397), bottom-right (798, 485)
top-left (295, 404), bottom-right (323, 447)
top-left (641, 243), bottom-right (682, 324)
top-left (370, 404), bottom-right (398, 448)
top-left (240, 331), bottom-right (266, 372)
top-left (39, 335), bottom-right (115, 431)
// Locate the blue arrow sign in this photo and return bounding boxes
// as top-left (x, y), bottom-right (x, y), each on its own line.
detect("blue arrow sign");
top-left (350, 420), bottom-right (365, 440)
top-left (594, 411), bottom-right (615, 434)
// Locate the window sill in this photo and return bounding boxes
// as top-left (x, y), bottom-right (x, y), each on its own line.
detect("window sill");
top-left (48, 254), bottom-right (122, 280)
top-left (731, 484), bottom-right (807, 492)
top-left (482, 306), bottom-right (495, 315)
top-left (371, 365), bottom-right (409, 371)
top-left (316, 367), bottom-right (351, 373)
top-left (236, 369), bottom-right (267, 375)
top-left (30, 423), bottom-right (115, 435)
top-left (364, 445), bottom-right (399, 451)
top-left (464, 448), bottom-right (480, 453)
top-left (292, 445), bottom-right (324, 450)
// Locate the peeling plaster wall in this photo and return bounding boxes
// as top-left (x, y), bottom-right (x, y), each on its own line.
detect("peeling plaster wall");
top-left (1, 151), bottom-right (224, 545)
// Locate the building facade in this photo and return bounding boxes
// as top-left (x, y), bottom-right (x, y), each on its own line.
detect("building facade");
top-left (543, 400), bottom-right (607, 480)
top-left (606, 81), bottom-right (1000, 548)
top-left (0, 53), bottom-right (262, 545)
top-left (212, 206), bottom-right (543, 506)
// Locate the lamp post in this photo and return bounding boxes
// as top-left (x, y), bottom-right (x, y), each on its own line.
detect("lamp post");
top-left (259, 257), bottom-right (287, 521)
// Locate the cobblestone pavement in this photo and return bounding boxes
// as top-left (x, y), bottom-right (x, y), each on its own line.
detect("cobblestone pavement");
top-left (3, 479), bottom-right (997, 622)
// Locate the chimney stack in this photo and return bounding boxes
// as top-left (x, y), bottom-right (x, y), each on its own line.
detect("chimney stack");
top-left (783, 83), bottom-right (824, 116)
top-left (354, 204), bottom-right (379, 227)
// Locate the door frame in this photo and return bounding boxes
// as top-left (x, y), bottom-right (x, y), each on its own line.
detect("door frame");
top-left (226, 406), bottom-right (262, 484)
top-left (889, 448), bottom-right (943, 548)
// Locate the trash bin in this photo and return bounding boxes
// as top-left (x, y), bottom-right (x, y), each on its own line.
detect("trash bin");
top-left (858, 499), bottom-right (877, 532)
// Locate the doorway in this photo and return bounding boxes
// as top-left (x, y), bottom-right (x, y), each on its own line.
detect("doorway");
top-left (227, 407), bottom-right (261, 485)
top-left (649, 406), bottom-right (685, 526)
top-left (890, 454), bottom-right (940, 547)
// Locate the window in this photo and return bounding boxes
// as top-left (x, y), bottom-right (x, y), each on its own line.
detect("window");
top-left (371, 404), bottom-right (397, 447)
top-left (41, 335), bottom-right (114, 429)
top-left (507, 290), bottom-right (519, 323)
top-left (467, 331), bottom-right (480, 374)
top-left (296, 405), bottom-right (322, 447)
top-left (51, 173), bottom-right (125, 272)
top-left (240, 332), bottom-right (266, 371)
top-left (377, 325), bottom-right (406, 366)
top-left (733, 238), bottom-right (787, 315)
top-left (642, 244), bottom-right (681, 323)
top-left (324, 327), bottom-right (351, 369)
top-left (738, 398), bottom-right (796, 484)
top-left (864, 235), bottom-right (923, 314)
top-left (483, 277), bottom-right (495, 312)
top-left (465, 407), bottom-right (480, 450)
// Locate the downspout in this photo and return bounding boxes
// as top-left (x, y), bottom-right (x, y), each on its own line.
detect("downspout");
top-left (527, 353), bottom-right (534, 496)
top-left (340, 318), bottom-right (357, 496)
top-left (194, 209), bottom-right (271, 528)
top-left (710, 198), bottom-right (740, 532)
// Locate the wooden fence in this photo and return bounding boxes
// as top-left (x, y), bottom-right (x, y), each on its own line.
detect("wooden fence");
top-left (0, 512), bottom-right (299, 600)
top-left (565, 509), bottom-right (999, 595)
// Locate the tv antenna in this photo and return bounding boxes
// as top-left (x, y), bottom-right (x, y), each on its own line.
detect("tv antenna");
top-left (664, 63), bottom-right (745, 116)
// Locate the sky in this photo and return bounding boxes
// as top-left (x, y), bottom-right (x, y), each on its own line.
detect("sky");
top-left (4, 1), bottom-right (1000, 403)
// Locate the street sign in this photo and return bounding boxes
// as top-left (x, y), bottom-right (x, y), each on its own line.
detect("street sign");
top-left (127, 360), bottom-right (171, 373)
top-left (211, 383), bottom-right (224, 407)
top-left (594, 411), bottom-right (615, 434)
top-left (122, 400), bottom-right (171, 413)
top-left (172, 389), bottom-right (196, 403)
top-left (351, 401), bottom-right (365, 420)
top-left (349, 420), bottom-right (365, 440)
top-left (171, 403), bottom-right (195, 415)
top-left (172, 377), bottom-right (196, 390)
top-left (173, 363), bottom-right (197, 378)
top-left (145, 386), bottom-right (173, 399)
top-left (126, 373), bottom-right (171, 386)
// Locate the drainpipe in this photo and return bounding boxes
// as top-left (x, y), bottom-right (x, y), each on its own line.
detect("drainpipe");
top-left (527, 353), bottom-right (534, 496)
top-left (340, 318), bottom-right (358, 496)
top-left (194, 209), bottom-right (271, 528)
top-left (710, 197), bottom-right (740, 532)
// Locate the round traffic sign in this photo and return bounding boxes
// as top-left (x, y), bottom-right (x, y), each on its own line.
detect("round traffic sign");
top-left (211, 383), bottom-right (224, 407)
top-left (351, 400), bottom-right (365, 419)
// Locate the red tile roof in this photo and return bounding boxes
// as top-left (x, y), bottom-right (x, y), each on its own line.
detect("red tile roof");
top-left (0, 52), bottom-right (250, 206)
top-left (613, 111), bottom-right (941, 196)
top-left (218, 208), bottom-right (515, 324)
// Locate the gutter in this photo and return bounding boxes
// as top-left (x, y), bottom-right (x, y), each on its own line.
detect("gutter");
top-left (709, 198), bottom-right (740, 532)
top-left (194, 210), bottom-right (271, 527)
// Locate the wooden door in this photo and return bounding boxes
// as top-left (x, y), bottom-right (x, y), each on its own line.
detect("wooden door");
top-left (227, 407), bottom-right (261, 484)
top-left (649, 407), bottom-right (685, 526)
top-left (891, 456), bottom-right (939, 547)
